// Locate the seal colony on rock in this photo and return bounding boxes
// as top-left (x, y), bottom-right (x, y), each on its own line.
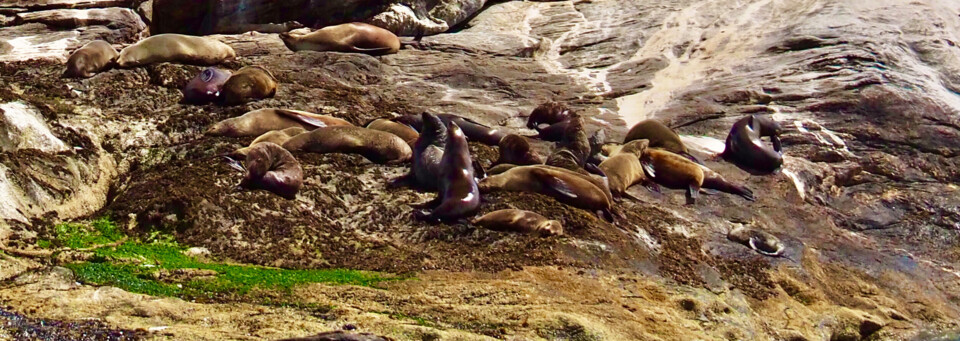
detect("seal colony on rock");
top-left (413, 122), bottom-right (480, 222)
top-left (280, 22), bottom-right (401, 55)
top-left (116, 34), bottom-right (236, 68)
top-left (473, 209), bottom-right (563, 236)
top-left (63, 40), bottom-right (118, 78)
top-left (221, 66), bottom-right (278, 105)
top-left (205, 108), bottom-right (353, 137)
top-left (226, 142), bottom-right (303, 200)
top-left (182, 67), bottom-right (231, 104)
top-left (722, 115), bottom-right (784, 174)
top-left (625, 119), bottom-right (702, 164)
top-left (282, 126), bottom-right (413, 164)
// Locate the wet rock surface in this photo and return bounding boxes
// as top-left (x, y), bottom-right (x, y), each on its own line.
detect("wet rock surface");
top-left (0, 0), bottom-right (959, 340)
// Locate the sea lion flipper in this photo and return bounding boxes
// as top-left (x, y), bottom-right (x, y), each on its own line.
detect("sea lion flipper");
top-left (640, 157), bottom-right (656, 178)
top-left (585, 163), bottom-right (607, 178)
top-left (682, 152), bottom-right (705, 165)
top-left (643, 181), bottom-right (662, 194)
top-left (532, 169), bottom-right (578, 199)
top-left (740, 187), bottom-right (756, 201)
top-left (772, 135), bottom-right (783, 153)
top-left (686, 185), bottom-right (700, 205)
top-left (700, 188), bottom-right (719, 195)
top-left (621, 191), bottom-right (642, 202)
top-left (223, 156), bottom-right (246, 172)
top-left (472, 160), bottom-right (486, 180)
top-left (350, 46), bottom-right (395, 54)
top-left (276, 109), bottom-right (328, 129)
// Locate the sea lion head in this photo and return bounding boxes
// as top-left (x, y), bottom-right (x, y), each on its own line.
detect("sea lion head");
top-left (527, 101), bottom-right (572, 129)
top-left (182, 67), bottom-right (232, 104)
top-left (537, 219), bottom-right (564, 236)
top-left (221, 66), bottom-right (278, 105)
top-left (205, 120), bottom-right (241, 137)
top-left (418, 112), bottom-right (447, 145)
top-left (618, 139), bottom-right (650, 158)
top-left (751, 115), bottom-right (782, 136)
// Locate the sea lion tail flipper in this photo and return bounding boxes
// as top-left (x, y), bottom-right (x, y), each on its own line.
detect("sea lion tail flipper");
top-left (585, 163), bottom-right (607, 178)
top-left (686, 185), bottom-right (700, 205)
top-left (532, 169), bottom-right (578, 199)
top-left (643, 181), bottom-right (662, 194)
top-left (772, 135), bottom-right (783, 153)
top-left (740, 187), bottom-right (756, 201)
top-left (223, 156), bottom-right (246, 172)
top-left (639, 156), bottom-right (656, 178)
top-left (700, 188), bottom-right (720, 195)
top-left (682, 152), bottom-right (705, 165)
top-left (276, 109), bottom-right (328, 129)
top-left (472, 160), bottom-right (487, 180)
top-left (622, 191), bottom-right (642, 202)
top-left (350, 46), bottom-right (395, 54)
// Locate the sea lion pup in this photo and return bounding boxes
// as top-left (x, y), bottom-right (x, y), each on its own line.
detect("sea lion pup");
top-left (599, 139), bottom-right (652, 200)
top-left (527, 101), bottom-right (572, 129)
top-left (366, 118), bottom-right (419, 145)
top-left (642, 148), bottom-right (704, 204)
top-left (282, 126), bottom-right (412, 164)
top-left (280, 22), bottom-right (401, 55)
top-left (221, 66), bottom-right (278, 105)
top-left (698, 164), bottom-right (755, 201)
top-left (182, 67), bottom-right (232, 104)
top-left (413, 121), bottom-right (480, 222)
top-left (495, 134), bottom-right (543, 166)
top-left (394, 113), bottom-right (507, 146)
top-left (727, 225), bottom-right (785, 257)
top-left (721, 115), bottom-right (783, 174)
top-left (116, 34), bottom-right (236, 68)
top-left (229, 127), bottom-right (307, 159)
top-left (226, 142), bottom-right (302, 199)
top-left (63, 41), bottom-right (118, 78)
top-left (624, 119), bottom-right (702, 164)
top-left (391, 113), bottom-right (446, 190)
top-left (206, 108), bottom-right (353, 137)
top-left (479, 165), bottom-right (615, 222)
top-left (472, 209), bottom-right (563, 236)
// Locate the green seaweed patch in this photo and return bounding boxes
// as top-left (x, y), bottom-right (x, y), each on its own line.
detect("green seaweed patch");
top-left (49, 217), bottom-right (124, 249)
top-left (66, 239), bottom-right (397, 302)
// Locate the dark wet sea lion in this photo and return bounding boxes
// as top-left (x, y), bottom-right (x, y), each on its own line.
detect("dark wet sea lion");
top-left (63, 41), bottom-right (118, 78)
top-left (495, 134), bottom-right (543, 166)
top-left (473, 209), bottom-right (563, 236)
top-left (698, 164), bottom-right (755, 201)
top-left (529, 119), bottom-right (570, 142)
top-left (479, 165), bottom-right (615, 222)
top-left (393, 112), bottom-right (447, 191)
top-left (280, 23), bottom-right (400, 55)
top-left (641, 148), bottom-right (704, 204)
top-left (598, 139), bottom-right (651, 199)
top-left (206, 108), bottom-right (353, 137)
top-left (414, 121), bottom-right (480, 222)
top-left (230, 127), bottom-right (307, 159)
top-left (395, 113), bottom-right (507, 146)
top-left (624, 119), bottom-right (702, 164)
top-left (721, 115), bottom-right (783, 174)
top-left (727, 225), bottom-right (784, 257)
top-left (229, 142), bottom-right (302, 199)
top-left (182, 67), bottom-right (231, 104)
top-left (221, 66), bottom-right (278, 105)
top-left (366, 118), bottom-right (420, 145)
top-left (527, 101), bottom-right (572, 129)
top-left (558, 114), bottom-right (590, 165)
top-left (116, 34), bottom-right (236, 67)
top-left (282, 126), bottom-right (412, 164)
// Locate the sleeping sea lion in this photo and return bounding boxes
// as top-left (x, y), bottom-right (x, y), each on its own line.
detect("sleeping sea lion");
top-left (206, 108), bottom-right (353, 137)
top-left (230, 127), bottom-right (307, 159)
top-left (221, 66), bottom-right (278, 105)
top-left (472, 209), bottom-right (563, 236)
top-left (394, 113), bottom-right (507, 146)
top-left (624, 119), bottom-right (702, 164)
top-left (116, 34), bottom-right (236, 68)
top-left (641, 148), bottom-right (704, 204)
top-left (495, 134), bottom-right (543, 166)
top-left (279, 22), bottom-right (401, 55)
top-left (598, 139), bottom-right (651, 199)
top-left (282, 126), bottom-right (412, 164)
top-left (226, 142), bottom-right (302, 199)
top-left (479, 165), bottom-right (615, 222)
top-left (727, 225), bottom-right (785, 257)
top-left (63, 41), bottom-right (118, 78)
top-left (721, 115), bottom-right (783, 174)
top-left (366, 118), bottom-right (419, 145)
top-left (182, 67), bottom-right (231, 104)
top-left (527, 101), bottom-right (572, 129)
top-left (698, 164), bottom-right (755, 201)
top-left (413, 121), bottom-right (480, 222)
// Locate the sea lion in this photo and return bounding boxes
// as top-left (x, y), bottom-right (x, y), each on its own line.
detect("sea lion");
top-left (529, 119), bottom-right (570, 142)
top-left (495, 134), bottom-right (543, 166)
top-left (366, 118), bottom-right (419, 145)
top-left (624, 119), bottom-right (702, 164)
top-left (642, 148), bottom-right (704, 204)
top-left (393, 112), bottom-right (446, 191)
top-left (279, 22), bottom-right (401, 55)
top-left (116, 34), bottom-right (236, 68)
top-left (182, 67), bottom-right (232, 104)
top-left (395, 113), bottom-right (507, 146)
top-left (479, 165), bottom-right (615, 222)
top-left (727, 225), bottom-right (785, 257)
top-left (221, 66), bottom-right (278, 105)
top-left (558, 114), bottom-right (590, 164)
top-left (587, 129), bottom-right (608, 165)
top-left (206, 108), bottom-right (353, 137)
top-left (413, 121), bottom-right (480, 222)
top-left (63, 40), bottom-right (118, 78)
top-left (230, 127), bottom-right (307, 159)
top-left (598, 139), bottom-right (652, 199)
top-left (721, 115), bottom-right (783, 174)
top-left (698, 164), bottom-right (755, 201)
top-left (527, 101), bottom-right (572, 129)
top-left (226, 142), bottom-right (302, 199)
top-left (472, 209), bottom-right (563, 236)
top-left (282, 126), bottom-right (412, 164)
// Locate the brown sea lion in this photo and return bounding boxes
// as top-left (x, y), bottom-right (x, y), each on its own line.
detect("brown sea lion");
top-left (282, 126), bottom-right (412, 164)
top-left (472, 209), bottom-right (563, 236)
top-left (527, 101), bottom-right (572, 129)
top-left (116, 34), bottom-right (236, 67)
top-left (221, 66), bottom-right (278, 105)
top-left (394, 113), bottom-right (507, 146)
top-left (727, 225), bottom-right (785, 257)
top-left (366, 118), bottom-right (419, 145)
top-left (225, 142), bottom-right (302, 199)
top-left (641, 148), bottom-right (704, 204)
top-left (598, 139), bottom-right (651, 200)
top-left (624, 119), bottom-right (702, 164)
top-left (279, 23), bottom-right (400, 55)
top-left (479, 165), bottom-right (615, 222)
top-left (63, 41), bottom-right (118, 78)
top-left (495, 134), bottom-right (543, 166)
top-left (230, 127), bottom-right (307, 159)
top-left (182, 67), bottom-right (231, 104)
top-left (206, 108), bottom-right (352, 137)
top-left (721, 115), bottom-right (783, 174)
top-left (413, 121), bottom-right (480, 222)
